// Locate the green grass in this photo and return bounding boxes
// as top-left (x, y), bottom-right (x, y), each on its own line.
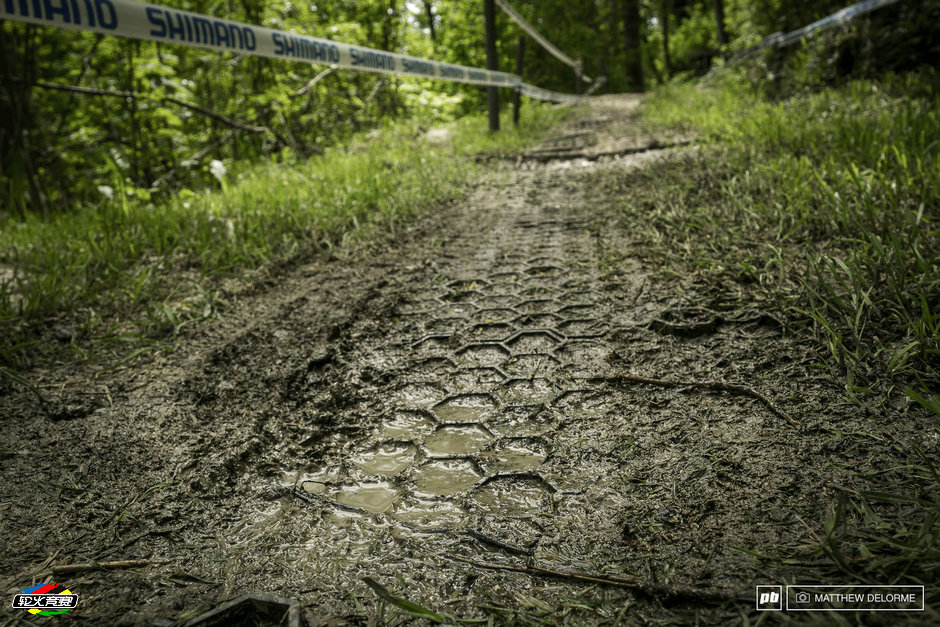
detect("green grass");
top-left (586, 72), bottom-right (940, 617)
top-left (593, 70), bottom-right (939, 407)
top-left (0, 103), bottom-right (568, 370)
top-left (772, 440), bottom-right (940, 619)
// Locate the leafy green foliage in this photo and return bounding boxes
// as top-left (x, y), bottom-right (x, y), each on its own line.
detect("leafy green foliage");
top-left (0, 1), bottom-right (448, 213)
top-left (0, 102), bottom-right (566, 369)
top-left (727, 0), bottom-right (940, 95)
top-left (2, 0), bottom-right (938, 220)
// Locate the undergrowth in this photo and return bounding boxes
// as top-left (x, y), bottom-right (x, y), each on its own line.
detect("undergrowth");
top-left (0, 104), bottom-right (568, 371)
top-left (598, 70), bottom-right (939, 410)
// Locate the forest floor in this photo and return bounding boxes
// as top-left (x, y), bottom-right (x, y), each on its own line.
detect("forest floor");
top-left (1, 95), bottom-right (937, 625)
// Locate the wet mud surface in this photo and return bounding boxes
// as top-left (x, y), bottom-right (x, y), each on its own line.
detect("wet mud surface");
top-left (1, 96), bottom-right (937, 625)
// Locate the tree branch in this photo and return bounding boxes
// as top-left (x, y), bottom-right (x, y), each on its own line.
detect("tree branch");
top-left (33, 81), bottom-right (271, 135)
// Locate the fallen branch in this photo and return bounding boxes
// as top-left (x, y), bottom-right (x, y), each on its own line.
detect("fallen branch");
top-left (519, 139), bottom-right (695, 163)
top-left (602, 367), bottom-right (801, 429)
top-left (450, 555), bottom-right (743, 604)
top-left (466, 529), bottom-right (533, 556)
top-left (52, 559), bottom-right (170, 575)
top-left (34, 81), bottom-right (272, 135)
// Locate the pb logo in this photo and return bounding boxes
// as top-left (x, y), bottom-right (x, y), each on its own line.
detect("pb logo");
top-left (756, 585), bottom-right (782, 611)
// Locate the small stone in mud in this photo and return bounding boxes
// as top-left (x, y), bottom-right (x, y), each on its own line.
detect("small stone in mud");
top-left (54, 325), bottom-right (77, 343)
top-left (307, 349), bottom-right (333, 369)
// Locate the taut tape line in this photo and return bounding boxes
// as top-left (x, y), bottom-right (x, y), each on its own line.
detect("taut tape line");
top-left (729, 0), bottom-right (900, 63)
top-left (495, 0), bottom-right (591, 82)
top-left (0, 0), bottom-right (581, 101)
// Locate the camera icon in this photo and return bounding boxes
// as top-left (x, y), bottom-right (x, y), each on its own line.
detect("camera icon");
top-left (795, 591), bottom-right (811, 604)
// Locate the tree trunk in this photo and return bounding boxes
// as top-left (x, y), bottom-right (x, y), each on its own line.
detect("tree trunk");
top-left (621, 0), bottom-right (644, 92)
top-left (661, 0), bottom-right (672, 78)
top-left (712, 0), bottom-right (728, 57)
top-left (424, 1), bottom-right (436, 41)
top-left (0, 22), bottom-right (47, 216)
top-left (484, 0), bottom-right (499, 131)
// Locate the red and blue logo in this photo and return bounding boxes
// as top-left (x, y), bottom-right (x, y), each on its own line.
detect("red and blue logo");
top-left (12, 584), bottom-right (78, 616)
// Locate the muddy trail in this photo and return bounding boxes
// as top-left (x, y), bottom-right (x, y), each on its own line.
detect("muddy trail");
top-left (2, 96), bottom-right (937, 625)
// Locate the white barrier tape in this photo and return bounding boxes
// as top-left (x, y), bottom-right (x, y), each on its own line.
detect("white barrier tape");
top-left (729, 0), bottom-right (900, 63)
top-left (495, 0), bottom-right (591, 82)
top-left (520, 75), bottom-right (604, 103)
top-left (518, 82), bottom-right (581, 104)
top-left (1, 0), bottom-right (522, 88)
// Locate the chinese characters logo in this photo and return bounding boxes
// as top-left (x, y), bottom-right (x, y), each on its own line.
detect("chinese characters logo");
top-left (11, 584), bottom-right (78, 616)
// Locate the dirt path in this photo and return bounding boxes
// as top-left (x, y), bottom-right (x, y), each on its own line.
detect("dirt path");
top-left (2, 96), bottom-right (935, 625)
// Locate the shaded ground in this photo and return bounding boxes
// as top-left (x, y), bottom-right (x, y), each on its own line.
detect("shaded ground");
top-left (1, 96), bottom-right (936, 625)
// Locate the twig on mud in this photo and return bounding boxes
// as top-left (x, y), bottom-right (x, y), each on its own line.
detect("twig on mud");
top-left (527, 358), bottom-right (543, 381)
top-left (51, 559), bottom-right (170, 575)
top-left (466, 530), bottom-right (533, 556)
top-left (630, 278), bottom-right (647, 307)
top-left (602, 367), bottom-right (801, 430)
top-left (449, 555), bottom-right (742, 604)
top-left (93, 527), bottom-right (178, 561)
top-left (518, 139), bottom-right (696, 163)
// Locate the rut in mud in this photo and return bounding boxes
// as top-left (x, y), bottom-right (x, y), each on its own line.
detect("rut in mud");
top-left (2, 96), bottom-right (936, 625)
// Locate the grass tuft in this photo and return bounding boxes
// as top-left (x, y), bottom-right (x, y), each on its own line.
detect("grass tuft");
top-left (591, 70), bottom-right (939, 404)
top-left (0, 104), bottom-right (567, 371)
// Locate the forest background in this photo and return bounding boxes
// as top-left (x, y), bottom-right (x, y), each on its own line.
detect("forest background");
top-left (3, 0), bottom-right (935, 214)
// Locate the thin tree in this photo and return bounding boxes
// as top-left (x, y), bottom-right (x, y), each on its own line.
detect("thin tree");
top-left (621, 0), bottom-right (644, 92)
top-left (712, 0), bottom-right (728, 59)
top-left (661, 0), bottom-right (672, 78)
top-left (424, 0), bottom-right (436, 41)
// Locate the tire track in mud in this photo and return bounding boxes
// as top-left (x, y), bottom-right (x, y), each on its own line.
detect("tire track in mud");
top-left (275, 100), bottom-right (807, 621)
top-left (285, 164), bottom-right (641, 616)
top-left (294, 185), bottom-right (611, 531)
top-left (9, 97), bottom-right (931, 625)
